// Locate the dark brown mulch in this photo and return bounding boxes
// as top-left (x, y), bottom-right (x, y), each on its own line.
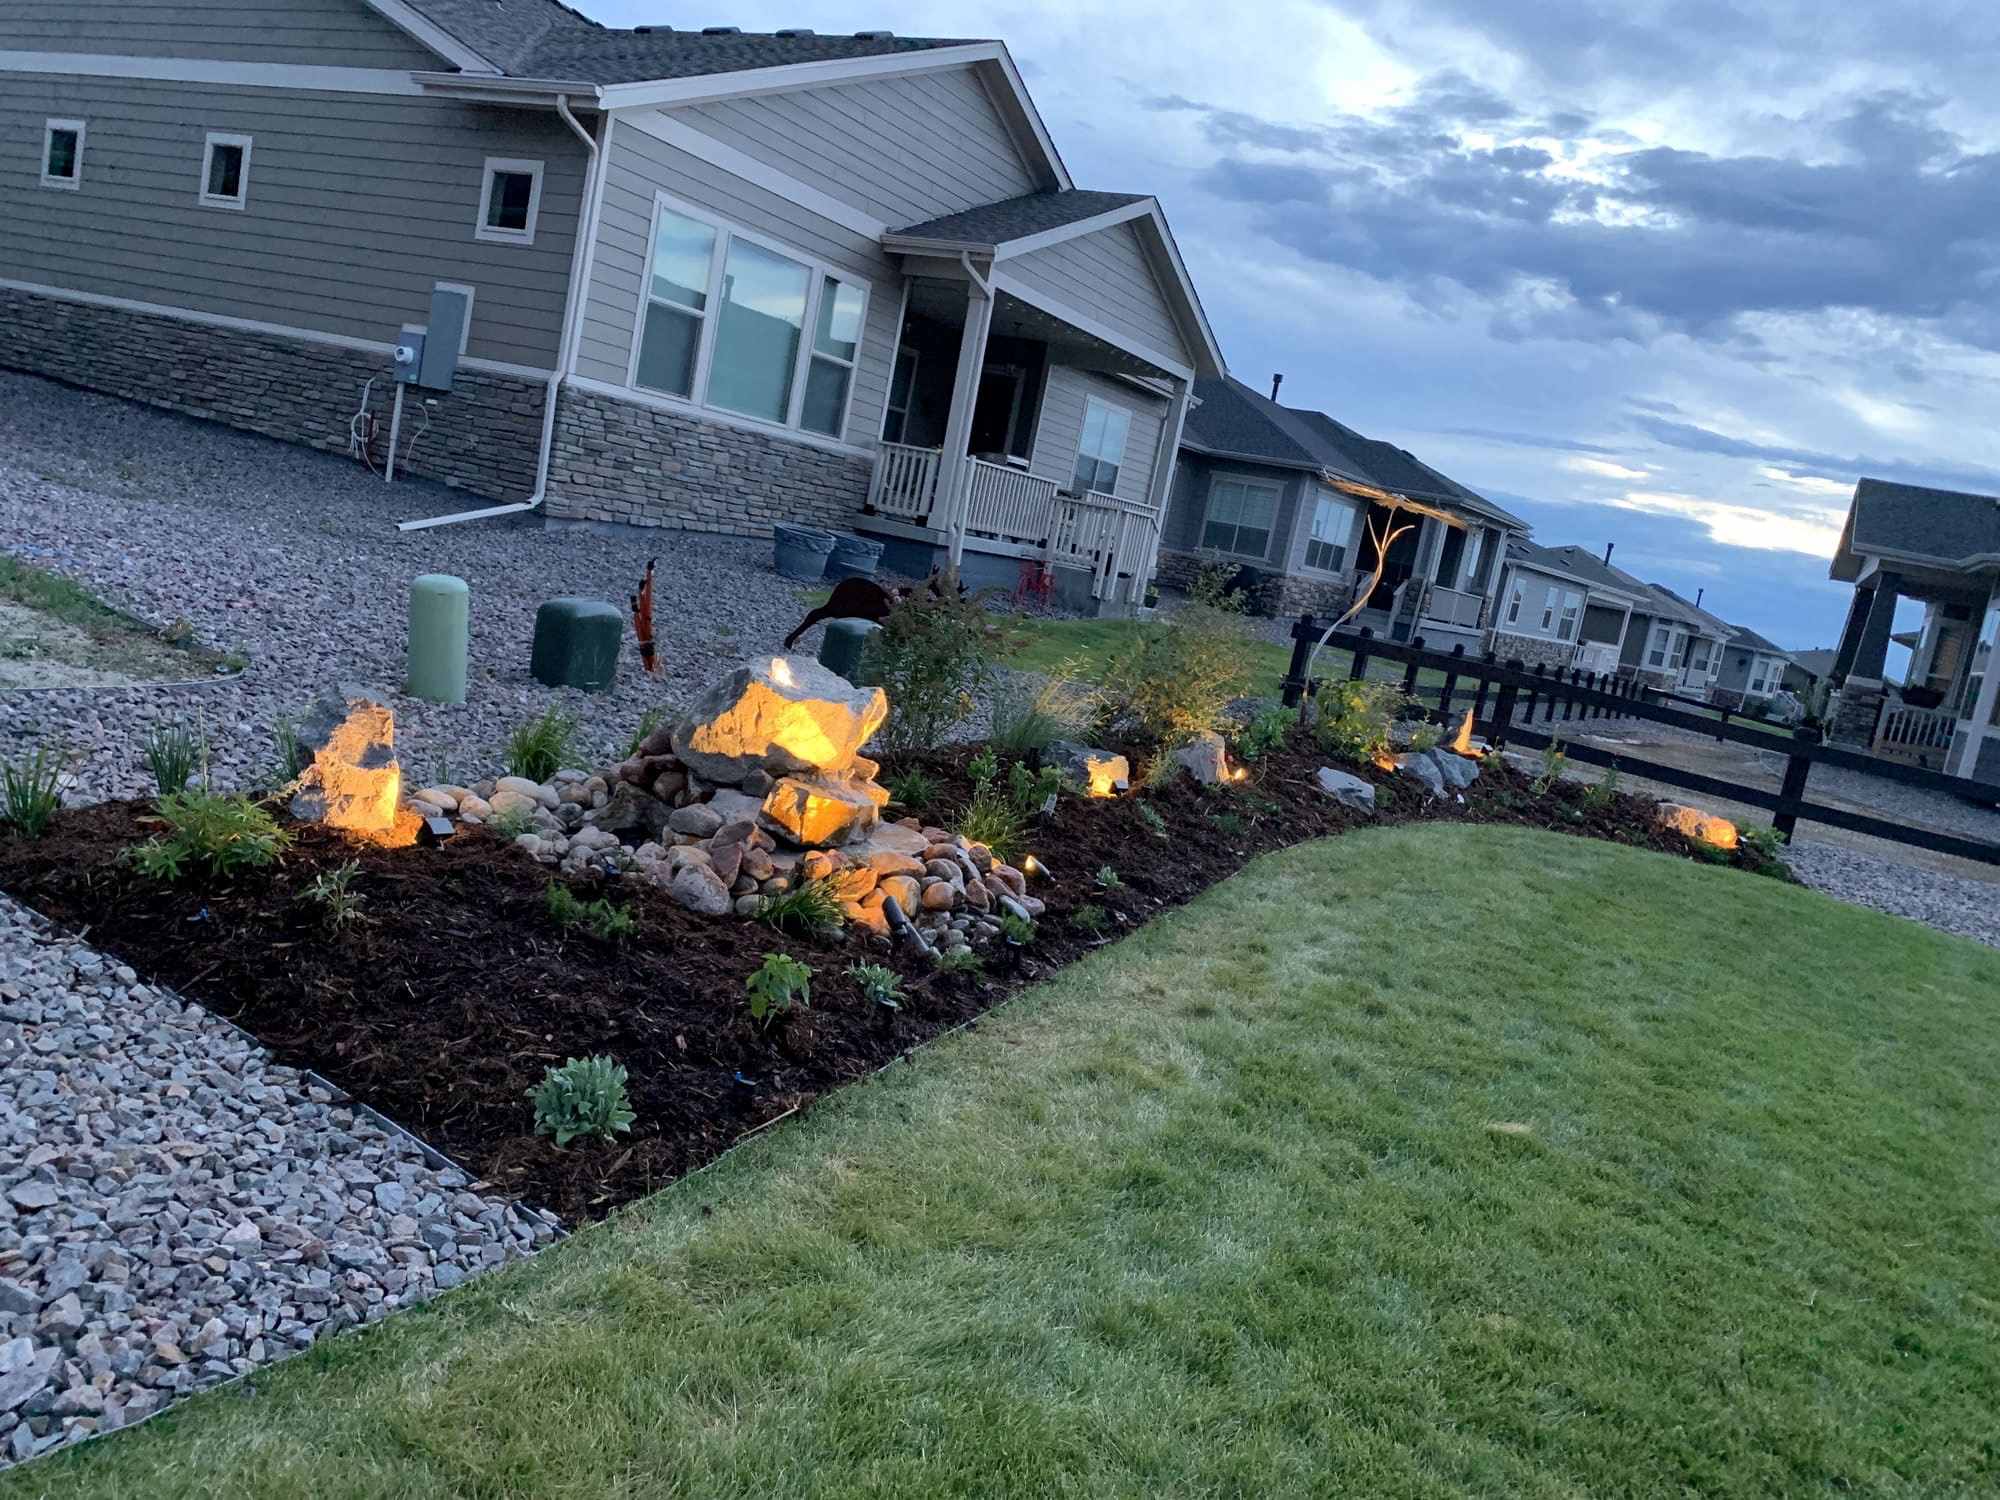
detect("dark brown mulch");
top-left (0, 736), bottom-right (1752, 1223)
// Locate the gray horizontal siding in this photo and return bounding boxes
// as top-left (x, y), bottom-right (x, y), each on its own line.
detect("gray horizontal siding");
top-left (1028, 366), bottom-right (1166, 509)
top-left (578, 116), bottom-right (898, 446)
top-left (0, 0), bottom-right (442, 68)
top-left (2, 75), bottom-right (584, 368)
top-left (674, 66), bottom-right (1036, 229)
top-left (1005, 222), bottom-right (1191, 370)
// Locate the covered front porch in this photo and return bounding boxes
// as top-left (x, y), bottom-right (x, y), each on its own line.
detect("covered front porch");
top-left (1347, 499), bottom-right (1502, 647)
top-left (856, 268), bottom-right (1191, 613)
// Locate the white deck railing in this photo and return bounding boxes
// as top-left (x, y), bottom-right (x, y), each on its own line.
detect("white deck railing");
top-left (1421, 584), bottom-right (1485, 629)
top-left (964, 459), bottom-right (1060, 545)
top-left (1874, 701), bottom-right (1958, 769)
top-left (869, 442), bottom-right (942, 519)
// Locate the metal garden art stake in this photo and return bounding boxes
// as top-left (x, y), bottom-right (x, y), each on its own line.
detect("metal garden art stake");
top-left (629, 558), bottom-right (661, 677)
top-left (1298, 505), bottom-right (1414, 725)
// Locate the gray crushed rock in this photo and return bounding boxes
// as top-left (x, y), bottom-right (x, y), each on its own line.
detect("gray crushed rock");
top-left (1783, 839), bottom-right (2000, 951)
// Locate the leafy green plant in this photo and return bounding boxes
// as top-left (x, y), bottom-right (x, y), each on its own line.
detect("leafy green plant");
top-left (488, 804), bottom-right (537, 840)
top-left (1, 744), bottom-right (67, 838)
top-left (847, 962), bottom-right (904, 1010)
top-left (747, 952), bottom-right (812, 1029)
top-left (934, 948), bottom-right (985, 975)
top-left (758, 877), bottom-right (844, 937)
top-left (271, 714), bottom-right (311, 784)
top-left (1187, 561), bottom-right (1249, 613)
top-left (545, 882), bottom-right (636, 941)
top-left (958, 757), bottom-right (1061, 863)
top-left (141, 721), bottom-right (205, 798)
top-left (528, 1056), bottom-right (636, 1147)
top-left (988, 662), bottom-right (1101, 755)
top-left (998, 910), bottom-right (1036, 944)
top-left (1408, 721), bottom-right (1443, 754)
top-left (1097, 604), bottom-right (1253, 745)
top-left (1209, 810), bottom-right (1247, 837)
top-left (1094, 864), bottom-right (1123, 891)
top-left (1140, 748), bottom-right (1181, 792)
top-left (1531, 737), bottom-right (1568, 797)
top-left (865, 587), bottom-right (1000, 755)
top-left (622, 707), bottom-right (666, 759)
top-left (127, 790), bottom-right (292, 881)
top-left (1136, 803), bottom-right (1169, 840)
top-left (1583, 763), bottom-right (1621, 810)
top-left (303, 860), bottom-right (366, 927)
top-left (1315, 679), bottom-right (1406, 766)
top-left (884, 767), bottom-right (941, 812)
top-left (1235, 704), bottom-right (1297, 762)
top-left (1737, 825), bottom-right (1792, 879)
top-left (506, 707), bottom-right (580, 783)
top-left (1069, 902), bottom-right (1109, 936)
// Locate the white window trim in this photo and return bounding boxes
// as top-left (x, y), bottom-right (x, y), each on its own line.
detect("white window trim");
top-left (1072, 394), bottom-right (1133, 499)
top-left (1301, 489), bottom-right (1359, 576)
top-left (625, 188), bottom-right (873, 442)
top-left (881, 343), bottom-right (919, 445)
top-left (432, 281), bottom-right (476, 358)
top-left (198, 131), bottom-right (252, 210)
top-left (1506, 578), bottom-right (1526, 626)
top-left (1198, 472), bottom-right (1282, 561)
top-left (475, 156), bottom-right (544, 245)
top-left (41, 117), bottom-right (84, 190)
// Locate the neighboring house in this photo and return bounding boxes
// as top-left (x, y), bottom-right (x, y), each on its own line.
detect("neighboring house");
top-left (1489, 540), bottom-right (1647, 673)
top-left (1712, 625), bottom-right (1793, 711)
top-left (3, 1), bottom-right (1224, 612)
top-left (1158, 374), bottom-right (1526, 648)
top-left (1646, 584), bottom-right (1737, 698)
top-left (1826, 477), bottom-right (2000, 785)
top-left (1783, 649), bottom-right (1836, 697)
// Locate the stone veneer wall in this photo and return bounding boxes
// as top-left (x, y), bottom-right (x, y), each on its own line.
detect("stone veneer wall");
top-left (1827, 681), bottom-right (1887, 747)
top-left (1155, 549), bottom-right (1360, 620)
top-left (1487, 630), bottom-right (1575, 671)
top-left (0, 287), bottom-right (546, 499)
top-left (546, 385), bottom-right (874, 536)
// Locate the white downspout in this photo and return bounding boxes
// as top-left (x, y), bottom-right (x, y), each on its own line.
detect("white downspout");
top-left (399, 93), bottom-right (604, 531)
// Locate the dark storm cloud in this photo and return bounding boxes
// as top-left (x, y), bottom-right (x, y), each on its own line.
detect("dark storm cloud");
top-left (1437, 427), bottom-right (1629, 456)
top-left (1160, 83), bottom-right (2000, 347)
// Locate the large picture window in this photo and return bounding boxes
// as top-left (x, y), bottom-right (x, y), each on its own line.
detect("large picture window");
top-left (1072, 397), bottom-right (1131, 495)
top-left (1303, 490), bottom-right (1356, 572)
top-left (632, 195), bottom-right (870, 441)
top-left (1202, 478), bottom-right (1278, 558)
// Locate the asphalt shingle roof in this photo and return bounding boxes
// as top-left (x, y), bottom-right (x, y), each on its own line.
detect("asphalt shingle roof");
top-left (404, 0), bottom-right (596, 74)
top-left (1506, 537), bottom-right (1604, 587)
top-left (892, 191), bottom-right (1147, 245)
top-left (1847, 477), bottom-right (2000, 562)
top-left (1648, 583), bottom-right (1735, 638)
top-left (1289, 411), bottom-right (1526, 529)
top-left (1537, 545), bottom-right (1645, 598)
top-left (1724, 622), bottom-right (1787, 657)
top-left (516, 26), bottom-right (980, 84)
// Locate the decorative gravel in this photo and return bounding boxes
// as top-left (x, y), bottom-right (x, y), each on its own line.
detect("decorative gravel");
top-left (1782, 840), bottom-right (2000, 951)
top-left (0, 894), bottom-right (558, 1470)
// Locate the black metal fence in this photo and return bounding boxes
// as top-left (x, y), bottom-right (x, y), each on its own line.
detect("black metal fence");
top-left (1281, 619), bottom-right (2000, 867)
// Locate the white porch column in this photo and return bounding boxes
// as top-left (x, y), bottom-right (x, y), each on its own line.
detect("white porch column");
top-left (935, 271), bottom-right (995, 573)
top-left (1125, 377), bottom-right (1192, 606)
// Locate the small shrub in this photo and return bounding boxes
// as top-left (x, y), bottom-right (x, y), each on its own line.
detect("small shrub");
top-left (1069, 902), bottom-right (1109, 936)
top-left (1209, 810), bottom-right (1246, 837)
top-left (303, 860), bottom-right (366, 927)
top-left (141, 721), bottom-right (205, 797)
top-left (544, 881), bottom-right (636, 941)
top-left (758, 878), bottom-right (844, 937)
top-left (1098, 604), bottom-right (1252, 745)
top-left (1188, 561), bottom-right (1249, 613)
top-left (847, 962), bottom-right (904, 1010)
top-left (884, 767), bottom-right (941, 812)
top-left (1315, 679), bottom-right (1405, 766)
top-left (1408, 721), bottom-right (1443, 754)
top-left (1, 745), bottom-right (67, 838)
top-left (1140, 748), bottom-right (1180, 792)
top-left (488, 804), bottom-right (537, 840)
top-left (529, 1056), bottom-right (636, 1147)
top-left (1135, 802), bottom-right (1170, 840)
top-left (988, 662), bottom-right (1101, 754)
top-left (271, 715), bottom-right (311, 784)
top-left (747, 952), bottom-right (812, 1029)
top-left (1737, 825), bottom-right (1791, 879)
top-left (1583, 763), bottom-right (1621, 810)
top-left (127, 790), bottom-right (292, 881)
top-left (998, 910), bottom-right (1036, 944)
top-left (506, 707), bottom-right (580, 783)
top-left (935, 948), bottom-right (985, 975)
top-left (622, 706), bottom-right (665, 759)
top-left (1236, 704), bottom-right (1297, 761)
top-left (1530, 737), bottom-right (1568, 796)
top-left (1094, 864), bottom-right (1123, 890)
top-left (866, 587), bottom-right (1000, 755)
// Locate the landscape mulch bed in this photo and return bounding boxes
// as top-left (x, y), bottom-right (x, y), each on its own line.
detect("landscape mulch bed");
top-left (0, 737), bottom-right (1748, 1223)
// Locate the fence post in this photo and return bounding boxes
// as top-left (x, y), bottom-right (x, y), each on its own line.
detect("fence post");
top-left (1491, 662), bottom-right (1522, 748)
top-left (1350, 625), bottom-right (1374, 682)
top-left (1561, 668), bottom-right (1581, 722)
top-left (1401, 637), bottom-right (1426, 698)
top-left (1280, 612), bottom-right (1317, 709)
top-left (1714, 702), bottom-right (1730, 743)
top-left (1472, 651), bottom-right (1495, 723)
top-left (1774, 724), bottom-right (1819, 842)
top-left (1439, 643), bottom-right (1464, 723)
top-left (1524, 663), bottom-right (1544, 723)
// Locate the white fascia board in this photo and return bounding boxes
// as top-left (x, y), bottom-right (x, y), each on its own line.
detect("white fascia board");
top-left (985, 44), bottom-right (1071, 192)
top-left (0, 52), bottom-right (427, 95)
top-left (596, 43), bottom-right (1004, 110)
top-left (358, 0), bottom-right (500, 74)
top-left (1130, 203), bottom-right (1227, 380)
top-left (880, 233), bottom-right (999, 256)
top-left (414, 71), bottom-right (602, 104)
top-left (987, 199), bottom-right (1156, 260)
top-left (988, 269), bottom-right (1193, 382)
top-left (617, 110), bottom-right (888, 241)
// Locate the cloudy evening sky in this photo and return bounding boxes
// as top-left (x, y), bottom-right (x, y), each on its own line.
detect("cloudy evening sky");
top-left (588, 0), bottom-right (2000, 649)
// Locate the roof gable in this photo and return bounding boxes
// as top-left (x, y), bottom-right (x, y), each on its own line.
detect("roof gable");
top-left (516, 26), bottom-right (979, 86)
top-left (1835, 476), bottom-right (2000, 579)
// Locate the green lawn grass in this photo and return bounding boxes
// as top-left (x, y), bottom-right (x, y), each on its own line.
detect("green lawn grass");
top-left (21, 825), bottom-right (1997, 1498)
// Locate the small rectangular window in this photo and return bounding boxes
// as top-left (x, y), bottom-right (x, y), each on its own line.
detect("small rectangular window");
top-left (42, 119), bottom-right (84, 190)
top-left (1558, 590), bottom-right (1581, 641)
top-left (476, 157), bottom-right (543, 243)
top-left (199, 131), bottom-right (252, 210)
top-left (1303, 491), bottom-right (1355, 572)
top-left (1506, 580), bottom-right (1525, 625)
top-left (800, 275), bottom-right (866, 438)
top-left (1072, 397), bottom-right (1132, 496)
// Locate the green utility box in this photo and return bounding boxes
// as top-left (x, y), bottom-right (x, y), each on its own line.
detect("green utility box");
top-left (407, 573), bottom-right (469, 704)
top-left (817, 617), bottom-right (881, 685)
top-left (530, 596), bottom-right (623, 692)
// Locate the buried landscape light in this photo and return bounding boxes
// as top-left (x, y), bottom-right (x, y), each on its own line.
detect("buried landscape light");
top-left (1020, 854), bottom-right (1047, 880)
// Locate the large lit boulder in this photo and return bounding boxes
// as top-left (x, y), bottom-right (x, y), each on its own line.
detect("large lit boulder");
top-left (672, 655), bottom-right (887, 786)
top-left (761, 774), bottom-right (889, 848)
top-left (289, 686), bottom-right (402, 835)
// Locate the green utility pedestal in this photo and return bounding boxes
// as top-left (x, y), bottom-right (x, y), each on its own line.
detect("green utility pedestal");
top-left (817, 617), bottom-right (881, 685)
top-left (406, 573), bottom-right (469, 704)
top-left (531, 597), bottom-right (623, 692)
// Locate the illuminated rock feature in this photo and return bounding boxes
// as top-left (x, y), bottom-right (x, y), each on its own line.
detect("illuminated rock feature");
top-left (672, 655), bottom-right (888, 786)
top-left (1654, 801), bottom-right (1740, 850)
top-left (289, 687), bottom-right (403, 836)
top-left (761, 774), bottom-right (889, 848)
top-left (1046, 740), bottom-right (1130, 797)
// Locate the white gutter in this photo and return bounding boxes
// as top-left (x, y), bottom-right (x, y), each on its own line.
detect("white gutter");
top-left (399, 94), bottom-right (603, 532)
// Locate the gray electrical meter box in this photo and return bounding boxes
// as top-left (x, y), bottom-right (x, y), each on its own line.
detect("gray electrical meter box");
top-left (416, 284), bottom-right (471, 391)
top-left (393, 324), bottom-right (426, 385)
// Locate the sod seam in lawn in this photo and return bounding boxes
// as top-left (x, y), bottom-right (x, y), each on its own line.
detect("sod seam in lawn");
top-left (13, 826), bottom-right (1998, 1499)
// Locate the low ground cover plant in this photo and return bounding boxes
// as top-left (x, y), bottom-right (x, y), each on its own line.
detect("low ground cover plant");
top-left (1, 744), bottom-right (67, 838)
top-left (1235, 703), bottom-right (1297, 761)
top-left (126, 789), bottom-right (292, 880)
top-left (758, 877), bottom-right (844, 937)
top-left (747, 952), bottom-right (811, 1029)
top-left (958, 749), bottom-right (1061, 863)
top-left (302, 859), bottom-right (366, 927)
top-left (1531, 737), bottom-right (1569, 795)
top-left (507, 708), bottom-right (580, 783)
top-left (544, 881), bottom-right (636, 941)
top-left (847, 962), bottom-right (903, 1010)
top-left (883, 767), bottom-right (941, 812)
top-left (529, 1056), bottom-right (636, 1147)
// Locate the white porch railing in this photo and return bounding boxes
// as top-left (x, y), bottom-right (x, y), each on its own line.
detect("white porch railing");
top-left (1421, 584), bottom-right (1485, 630)
top-left (1573, 640), bottom-right (1622, 675)
top-left (1050, 491), bottom-right (1154, 599)
top-left (964, 459), bottom-right (1061, 545)
top-left (869, 442), bottom-right (942, 519)
top-left (1874, 701), bottom-right (1958, 769)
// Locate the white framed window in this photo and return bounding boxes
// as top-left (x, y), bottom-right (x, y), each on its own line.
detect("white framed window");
top-left (1505, 578), bottom-right (1526, 625)
top-left (1461, 528), bottom-right (1485, 590)
top-left (881, 345), bottom-right (919, 444)
top-left (1687, 637), bottom-right (1712, 674)
top-left (41, 119), bottom-right (84, 190)
top-left (199, 132), bottom-right (252, 210)
top-left (630, 193), bottom-right (871, 441)
top-left (1201, 477), bottom-right (1279, 558)
top-left (1556, 590), bottom-right (1581, 641)
top-left (476, 157), bottom-right (543, 244)
top-left (1303, 489), bottom-right (1357, 572)
top-left (1072, 396), bottom-right (1132, 496)
top-left (1646, 622), bottom-right (1687, 669)
top-left (1539, 584), bottom-right (1560, 632)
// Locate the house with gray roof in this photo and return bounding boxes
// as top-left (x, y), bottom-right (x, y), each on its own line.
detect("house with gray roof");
top-left (1488, 540), bottom-right (1647, 674)
top-left (4, 0), bottom-right (1223, 609)
top-left (1712, 624), bottom-right (1793, 711)
top-left (1826, 477), bottom-right (2000, 783)
top-left (1157, 374), bottom-right (1526, 648)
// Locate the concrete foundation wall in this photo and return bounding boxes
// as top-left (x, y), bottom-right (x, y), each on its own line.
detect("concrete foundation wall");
top-left (0, 286), bottom-right (545, 498)
top-left (1487, 630), bottom-right (1574, 671)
